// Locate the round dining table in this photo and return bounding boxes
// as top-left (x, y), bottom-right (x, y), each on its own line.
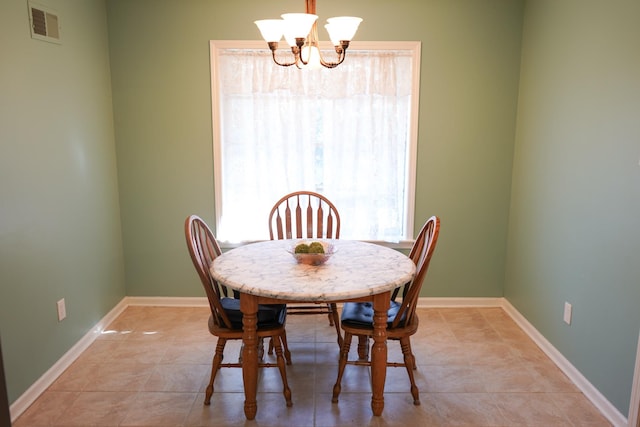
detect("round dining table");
top-left (210, 239), bottom-right (416, 420)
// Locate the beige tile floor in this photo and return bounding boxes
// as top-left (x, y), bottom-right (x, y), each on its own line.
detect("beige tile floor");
top-left (14, 306), bottom-right (612, 427)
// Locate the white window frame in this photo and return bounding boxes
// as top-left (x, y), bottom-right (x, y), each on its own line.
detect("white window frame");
top-left (209, 40), bottom-right (421, 248)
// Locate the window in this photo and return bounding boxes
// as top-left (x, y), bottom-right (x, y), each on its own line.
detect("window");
top-left (210, 40), bottom-right (421, 245)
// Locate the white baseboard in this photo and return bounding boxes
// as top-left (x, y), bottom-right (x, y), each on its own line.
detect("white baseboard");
top-left (501, 299), bottom-right (627, 427)
top-left (417, 297), bottom-right (504, 307)
top-left (9, 298), bottom-right (129, 422)
top-left (628, 331), bottom-right (640, 427)
top-left (8, 296), bottom-right (206, 422)
top-left (10, 296), bottom-right (628, 427)
top-left (123, 296), bottom-right (209, 307)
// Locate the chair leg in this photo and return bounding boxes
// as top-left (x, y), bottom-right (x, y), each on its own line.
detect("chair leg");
top-left (357, 335), bottom-right (369, 360)
top-left (327, 303), bottom-right (335, 326)
top-left (280, 329), bottom-right (292, 365)
top-left (258, 337), bottom-right (265, 360)
top-left (272, 335), bottom-right (293, 407)
top-left (205, 338), bottom-right (227, 405)
top-left (400, 337), bottom-right (420, 405)
top-left (332, 331), bottom-right (353, 403)
top-left (330, 303), bottom-right (343, 348)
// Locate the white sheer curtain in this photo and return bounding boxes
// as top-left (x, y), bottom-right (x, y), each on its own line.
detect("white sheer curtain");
top-left (214, 47), bottom-right (414, 242)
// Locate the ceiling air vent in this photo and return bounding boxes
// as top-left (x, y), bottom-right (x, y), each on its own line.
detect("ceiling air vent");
top-left (28, 2), bottom-right (61, 44)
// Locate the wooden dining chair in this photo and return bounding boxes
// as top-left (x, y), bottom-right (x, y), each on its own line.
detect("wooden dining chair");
top-left (184, 214), bottom-right (292, 407)
top-left (268, 190), bottom-right (342, 346)
top-left (331, 216), bottom-right (440, 406)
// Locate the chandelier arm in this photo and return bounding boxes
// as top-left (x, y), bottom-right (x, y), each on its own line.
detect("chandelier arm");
top-left (293, 45), bottom-right (306, 69)
top-left (297, 24), bottom-right (317, 67)
top-left (317, 42), bottom-right (349, 68)
top-left (267, 41), bottom-right (297, 67)
top-left (295, 40), bottom-right (312, 67)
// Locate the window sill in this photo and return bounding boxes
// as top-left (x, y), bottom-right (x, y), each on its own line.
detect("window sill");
top-left (219, 239), bottom-right (415, 251)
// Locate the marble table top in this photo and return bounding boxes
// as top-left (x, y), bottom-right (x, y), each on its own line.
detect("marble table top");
top-left (210, 239), bottom-right (416, 302)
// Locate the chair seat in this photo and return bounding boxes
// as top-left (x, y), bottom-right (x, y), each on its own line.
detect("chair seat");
top-left (340, 301), bottom-right (406, 329)
top-left (220, 297), bottom-right (286, 329)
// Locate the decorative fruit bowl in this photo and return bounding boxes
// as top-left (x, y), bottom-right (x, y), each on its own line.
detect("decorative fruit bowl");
top-left (287, 240), bottom-right (336, 266)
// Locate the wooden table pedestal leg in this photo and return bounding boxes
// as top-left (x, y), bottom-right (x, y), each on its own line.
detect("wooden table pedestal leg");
top-left (370, 291), bottom-right (390, 416)
top-left (240, 294), bottom-right (259, 420)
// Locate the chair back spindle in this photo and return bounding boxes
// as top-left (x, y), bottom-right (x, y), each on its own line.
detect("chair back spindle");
top-left (268, 191), bottom-right (340, 241)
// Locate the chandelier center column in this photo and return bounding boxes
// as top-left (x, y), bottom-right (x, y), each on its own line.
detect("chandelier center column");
top-left (306, 0), bottom-right (316, 14)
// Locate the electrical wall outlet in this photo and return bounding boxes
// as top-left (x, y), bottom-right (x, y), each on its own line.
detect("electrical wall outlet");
top-left (57, 298), bottom-right (66, 321)
top-left (563, 302), bottom-right (572, 325)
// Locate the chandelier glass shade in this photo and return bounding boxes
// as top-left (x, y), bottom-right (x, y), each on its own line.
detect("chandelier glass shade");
top-left (254, 0), bottom-right (362, 69)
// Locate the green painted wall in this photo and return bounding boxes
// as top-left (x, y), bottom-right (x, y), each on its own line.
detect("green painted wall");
top-left (506, 0), bottom-right (640, 415)
top-left (0, 0), bottom-right (125, 403)
top-left (106, 0), bottom-right (524, 298)
top-left (5, 0), bottom-right (637, 420)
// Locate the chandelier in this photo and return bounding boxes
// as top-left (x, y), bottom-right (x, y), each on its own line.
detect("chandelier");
top-left (254, 0), bottom-right (362, 69)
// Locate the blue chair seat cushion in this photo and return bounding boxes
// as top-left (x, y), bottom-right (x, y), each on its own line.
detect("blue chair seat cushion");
top-left (220, 297), bottom-right (286, 329)
top-left (340, 301), bottom-right (406, 329)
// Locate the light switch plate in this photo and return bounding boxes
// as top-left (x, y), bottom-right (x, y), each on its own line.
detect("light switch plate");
top-left (57, 298), bottom-right (66, 321)
top-left (563, 302), bottom-right (572, 325)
